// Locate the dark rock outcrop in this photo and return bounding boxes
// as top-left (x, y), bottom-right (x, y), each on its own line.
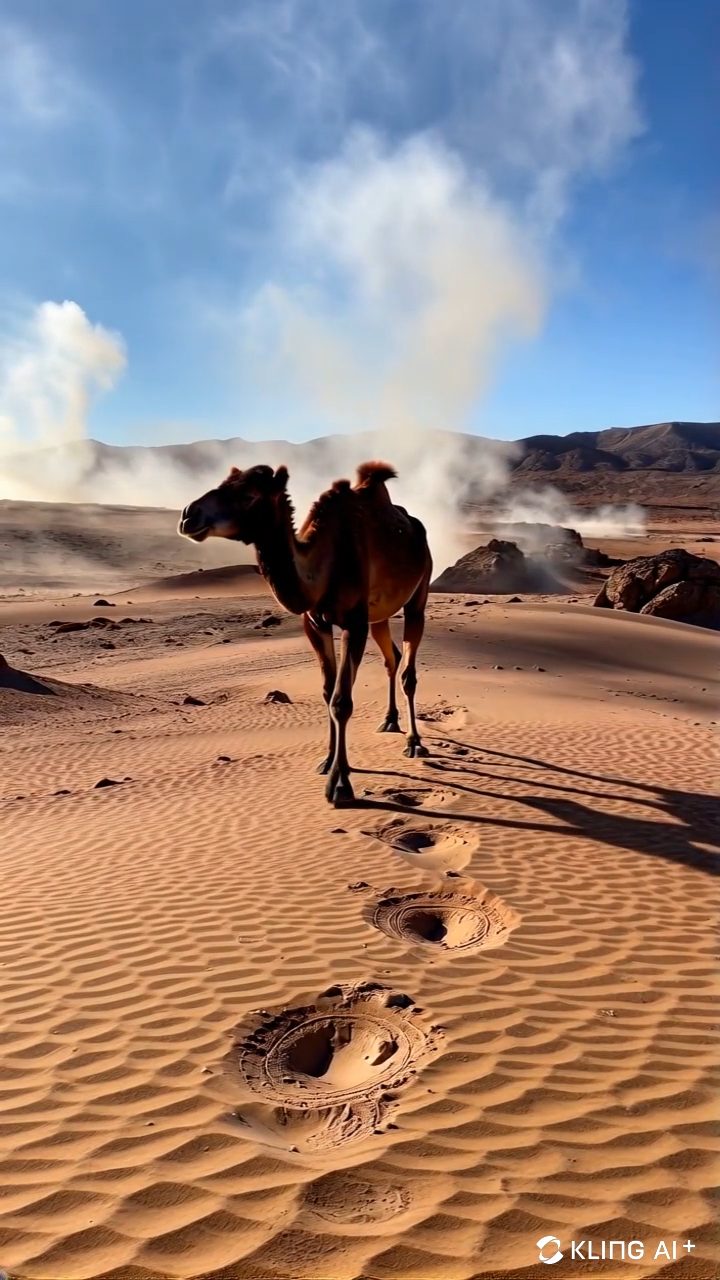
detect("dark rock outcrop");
top-left (432, 526), bottom-right (615, 594)
top-left (431, 539), bottom-right (534, 593)
top-left (264, 689), bottom-right (292, 704)
top-left (484, 522), bottom-right (612, 568)
top-left (593, 548), bottom-right (720, 627)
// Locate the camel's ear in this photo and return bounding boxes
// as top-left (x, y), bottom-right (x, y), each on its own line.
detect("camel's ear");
top-left (229, 466), bottom-right (241, 477)
top-left (273, 465), bottom-right (289, 492)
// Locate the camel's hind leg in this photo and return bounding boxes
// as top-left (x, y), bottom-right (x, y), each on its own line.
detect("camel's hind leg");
top-left (371, 619), bottom-right (402, 732)
top-left (326, 604), bottom-right (368, 806)
top-left (304, 613), bottom-right (337, 774)
top-left (401, 576), bottom-right (430, 759)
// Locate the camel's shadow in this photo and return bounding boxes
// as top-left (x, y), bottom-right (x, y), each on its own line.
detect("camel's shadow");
top-left (349, 738), bottom-right (719, 877)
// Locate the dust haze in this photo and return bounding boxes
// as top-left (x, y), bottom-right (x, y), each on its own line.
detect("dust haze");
top-left (0, 137), bottom-right (645, 584)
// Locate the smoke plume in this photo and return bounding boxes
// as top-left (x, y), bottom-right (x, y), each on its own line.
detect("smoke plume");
top-left (0, 300), bottom-right (126, 500)
top-left (230, 129), bottom-right (547, 569)
top-left (0, 2), bottom-right (645, 579)
top-left (495, 485), bottom-right (646, 542)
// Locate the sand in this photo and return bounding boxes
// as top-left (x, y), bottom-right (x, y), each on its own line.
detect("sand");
top-left (0, 558), bottom-right (718, 1278)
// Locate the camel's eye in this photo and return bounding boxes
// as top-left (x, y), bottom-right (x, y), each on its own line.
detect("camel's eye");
top-left (234, 489), bottom-right (262, 511)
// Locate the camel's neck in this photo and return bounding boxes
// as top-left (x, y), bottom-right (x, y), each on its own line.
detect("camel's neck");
top-left (253, 495), bottom-right (313, 616)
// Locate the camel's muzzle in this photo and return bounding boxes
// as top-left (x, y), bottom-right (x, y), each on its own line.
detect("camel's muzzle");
top-left (178, 506), bottom-right (209, 541)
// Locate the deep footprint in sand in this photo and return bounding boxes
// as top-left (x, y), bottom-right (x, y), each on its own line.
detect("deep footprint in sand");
top-left (369, 885), bottom-right (520, 954)
top-left (381, 786), bottom-right (457, 809)
top-left (366, 817), bottom-right (478, 872)
top-left (231, 982), bottom-right (443, 1150)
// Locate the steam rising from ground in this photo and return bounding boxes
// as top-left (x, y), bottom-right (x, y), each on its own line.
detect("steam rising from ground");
top-left (0, 301), bottom-right (125, 456)
top-left (244, 132), bottom-right (545, 434)
top-left (495, 485), bottom-right (646, 540)
top-left (0, 2), bottom-right (645, 578)
top-left (230, 128), bottom-right (643, 566)
top-left (233, 130), bottom-right (548, 569)
top-left (0, 272), bottom-right (645, 580)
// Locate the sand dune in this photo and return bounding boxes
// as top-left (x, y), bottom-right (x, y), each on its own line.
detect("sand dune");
top-left (0, 500), bottom-right (250, 595)
top-left (127, 563), bottom-right (270, 601)
top-left (0, 573), bottom-right (718, 1278)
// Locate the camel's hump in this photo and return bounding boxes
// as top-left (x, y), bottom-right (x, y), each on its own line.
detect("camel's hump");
top-left (354, 461), bottom-right (397, 488)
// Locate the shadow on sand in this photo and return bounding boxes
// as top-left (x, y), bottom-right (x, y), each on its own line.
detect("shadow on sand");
top-left (0, 657), bottom-right (57, 696)
top-left (350, 735), bottom-right (719, 878)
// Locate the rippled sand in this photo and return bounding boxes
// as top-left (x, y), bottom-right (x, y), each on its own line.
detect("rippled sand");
top-left (0, 583), bottom-right (717, 1280)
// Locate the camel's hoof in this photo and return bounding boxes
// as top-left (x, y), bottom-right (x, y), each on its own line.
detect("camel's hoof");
top-left (404, 740), bottom-right (429, 759)
top-left (316, 756), bottom-right (333, 775)
top-left (377, 716), bottom-right (402, 733)
top-left (325, 778), bottom-right (355, 806)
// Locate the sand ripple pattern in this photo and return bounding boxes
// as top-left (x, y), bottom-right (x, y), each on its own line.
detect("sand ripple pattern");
top-left (304, 1169), bottom-right (412, 1225)
top-left (0, 616), bottom-right (717, 1280)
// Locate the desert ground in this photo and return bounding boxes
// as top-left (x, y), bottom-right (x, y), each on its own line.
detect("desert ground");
top-left (0, 506), bottom-right (718, 1280)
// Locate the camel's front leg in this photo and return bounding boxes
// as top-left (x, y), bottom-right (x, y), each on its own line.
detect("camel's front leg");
top-left (401, 581), bottom-right (430, 759)
top-left (326, 605), bottom-right (368, 805)
top-left (371, 619), bottom-right (402, 732)
top-left (303, 613), bottom-right (337, 775)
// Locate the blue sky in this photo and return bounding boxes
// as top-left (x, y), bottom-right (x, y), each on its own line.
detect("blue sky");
top-left (0, 0), bottom-right (716, 450)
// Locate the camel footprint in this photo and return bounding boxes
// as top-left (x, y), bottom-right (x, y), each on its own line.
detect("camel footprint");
top-left (365, 883), bottom-right (520, 954)
top-left (362, 816), bottom-right (479, 872)
top-left (219, 982), bottom-right (444, 1155)
top-left (379, 784), bottom-right (458, 809)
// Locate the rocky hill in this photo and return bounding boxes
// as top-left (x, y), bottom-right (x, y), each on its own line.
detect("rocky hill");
top-left (2, 421), bottom-right (718, 518)
top-left (504, 422), bottom-right (717, 517)
top-left (508, 422), bottom-right (719, 516)
top-left (515, 421), bottom-right (720, 474)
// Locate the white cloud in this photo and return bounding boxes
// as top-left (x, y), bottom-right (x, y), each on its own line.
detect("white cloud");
top-left (0, 300), bottom-right (126, 452)
top-left (440, 2), bottom-right (641, 168)
top-left (209, 0), bottom-right (641, 219)
top-left (0, 23), bottom-right (78, 124)
top-left (206, 0), bottom-right (401, 144)
top-left (217, 0), bottom-right (642, 566)
top-left (0, 1), bottom-right (646, 568)
top-left (221, 0), bottom-right (641, 451)
top-left (209, 0), bottom-right (642, 445)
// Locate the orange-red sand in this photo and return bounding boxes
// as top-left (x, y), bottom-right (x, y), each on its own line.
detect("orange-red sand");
top-left (0, 572), bottom-right (717, 1280)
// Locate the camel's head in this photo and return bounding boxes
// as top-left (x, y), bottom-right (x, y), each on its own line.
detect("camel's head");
top-left (178, 464), bottom-right (289, 544)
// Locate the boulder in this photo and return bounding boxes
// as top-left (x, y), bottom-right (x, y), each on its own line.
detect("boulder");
top-left (593, 548), bottom-right (720, 627)
top-left (264, 689), bottom-right (292, 704)
top-left (479, 522), bottom-right (613, 570)
top-left (582, 546), bottom-right (612, 568)
top-left (543, 539), bottom-right (581, 564)
top-left (434, 527), bottom-right (617, 595)
top-left (431, 539), bottom-right (532, 593)
top-left (490, 522), bottom-right (582, 553)
top-left (523, 526), bottom-right (611, 568)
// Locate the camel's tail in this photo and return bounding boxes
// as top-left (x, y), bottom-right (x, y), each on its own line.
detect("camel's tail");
top-left (354, 461), bottom-right (397, 489)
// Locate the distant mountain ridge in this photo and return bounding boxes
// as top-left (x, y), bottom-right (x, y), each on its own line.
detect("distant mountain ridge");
top-left (2, 421), bottom-right (718, 515)
top-left (515, 422), bottom-right (720, 475)
top-left (20, 419), bottom-right (720, 475)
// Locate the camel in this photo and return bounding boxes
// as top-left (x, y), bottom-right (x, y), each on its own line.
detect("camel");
top-left (179, 461), bottom-right (432, 805)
